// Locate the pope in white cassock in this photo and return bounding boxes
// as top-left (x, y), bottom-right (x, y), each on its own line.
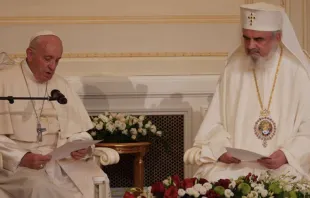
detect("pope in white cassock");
top-left (0, 32), bottom-right (110, 198)
top-left (184, 2), bottom-right (310, 181)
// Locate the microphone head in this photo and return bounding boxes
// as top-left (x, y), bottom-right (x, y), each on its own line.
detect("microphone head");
top-left (51, 89), bottom-right (67, 105)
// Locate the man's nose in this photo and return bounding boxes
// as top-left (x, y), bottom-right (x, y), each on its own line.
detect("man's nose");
top-left (248, 39), bottom-right (256, 49)
top-left (48, 61), bottom-right (57, 70)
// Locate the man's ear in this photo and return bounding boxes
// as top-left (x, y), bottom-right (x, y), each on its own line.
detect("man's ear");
top-left (26, 48), bottom-right (34, 61)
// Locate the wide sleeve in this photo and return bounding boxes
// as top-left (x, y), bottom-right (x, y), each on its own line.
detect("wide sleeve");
top-left (280, 68), bottom-right (310, 176)
top-left (193, 77), bottom-right (232, 163)
top-left (0, 135), bottom-right (28, 172)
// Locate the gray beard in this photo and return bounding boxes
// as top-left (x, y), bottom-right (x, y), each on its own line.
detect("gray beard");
top-left (247, 44), bottom-right (279, 69)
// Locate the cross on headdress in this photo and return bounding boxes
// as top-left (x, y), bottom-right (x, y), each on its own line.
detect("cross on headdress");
top-left (248, 13), bottom-right (256, 26)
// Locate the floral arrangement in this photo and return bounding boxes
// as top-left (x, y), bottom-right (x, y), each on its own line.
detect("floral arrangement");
top-left (124, 171), bottom-right (310, 198)
top-left (88, 112), bottom-right (163, 143)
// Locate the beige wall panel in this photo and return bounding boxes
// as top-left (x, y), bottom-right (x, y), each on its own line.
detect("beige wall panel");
top-left (0, 23), bottom-right (241, 54)
top-left (306, 0), bottom-right (310, 52)
top-left (57, 57), bottom-right (226, 76)
top-left (0, 0), bottom-right (244, 16)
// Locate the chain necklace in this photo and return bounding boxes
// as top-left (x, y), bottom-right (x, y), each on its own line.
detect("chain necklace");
top-left (253, 46), bottom-right (283, 147)
top-left (20, 61), bottom-right (48, 142)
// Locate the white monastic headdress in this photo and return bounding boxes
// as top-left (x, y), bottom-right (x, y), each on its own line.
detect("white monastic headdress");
top-left (29, 30), bottom-right (57, 43)
top-left (229, 2), bottom-right (309, 75)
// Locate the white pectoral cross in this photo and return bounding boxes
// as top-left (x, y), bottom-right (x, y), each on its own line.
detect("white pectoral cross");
top-left (37, 122), bottom-right (46, 142)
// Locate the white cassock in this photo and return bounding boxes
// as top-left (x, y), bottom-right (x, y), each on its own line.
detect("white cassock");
top-left (0, 60), bottom-right (108, 198)
top-left (193, 47), bottom-right (310, 181)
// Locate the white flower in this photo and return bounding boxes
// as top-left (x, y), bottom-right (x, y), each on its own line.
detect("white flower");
top-left (90, 131), bottom-right (96, 136)
top-left (116, 113), bottom-right (125, 120)
top-left (130, 128), bottom-right (138, 135)
top-left (142, 129), bottom-right (147, 136)
top-left (163, 179), bottom-right (170, 186)
top-left (144, 123), bottom-right (151, 129)
top-left (186, 188), bottom-right (196, 196)
top-left (139, 116), bottom-right (145, 121)
top-left (150, 125), bottom-right (157, 133)
top-left (283, 184), bottom-right (293, 192)
top-left (133, 117), bottom-right (139, 124)
top-left (111, 112), bottom-right (117, 118)
top-left (260, 189), bottom-right (268, 198)
top-left (122, 129), bottom-right (128, 135)
top-left (198, 186), bottom-right (207, 195)
top-left (106, 122), bottom-right (115, 132)
top-left (193, 190), bottom-right (200, 198)
top-left (193, 184), bottom-right (202, 191)
top-left (224, 189), bottom-right (234, 198)
top-left (138, 122), bottom-right (143, 128)
top-left (93, 117), bottom-right (99, 122)
top-left (178, 189), bottom-right (186, 197)
top-left (229, 181), bottom-right (236, 189)
top-left (95, 122), bottom-right (104, 130)
top-left (247, 191), bottom-right (258, 198)
top-left (147, 186), bottom-right (152, 193)
top-left (131, 135), bottom-right (137, 140)
top-left (119, 123), bottom-right (127, 131)
top-left (156, 131), bottom-right (162, 137)
top-left (138, 128), bottom-right (143, 133)
top-left (251, 183), bottom-right (258, 188)
top-left (114, 120), bottom-right (123, 128)
top-left (202, 182), bottom-right (212, 191)
top-left (92, 122), bottom-right (97, 127)
top-left (98, 114), bottom-right (109, 123)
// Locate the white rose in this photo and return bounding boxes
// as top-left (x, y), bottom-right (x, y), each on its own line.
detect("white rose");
top-left (229, 181), bottom-right (236, 189)
top-left (130, 128), bottom-right (138, 135)
top-left (138, 122), bottom-right (143, 128)
top-left (202, 183), bottom-right (212, 191)
top-left (116, 113), bottom-right (125, 120)
top-left (260, 189), bottom-right (268, 198)
top-left (248, 191), bottom-right (258, 198)
top-left (131, 135), bottom-right (137, 140)
top-left (156, 131), bottom-right (162, 137)
top-left (90, 131), bottom-right (96, 136)
top-left (193, 190), bottom-right (200, 198)
top-left (163, 179), bottom-right (170, 186)
top-left (138, 128), bottom-right (143, 133)
top-left (186, 188), bottom-right (195, 196)
top-left (193, 184), bottom-right (202, 191)
top-left (92, 122), bottom-right (97, 127)
top-left (178, 189), bottom-right (186, 197)
top-left (144, 123), bottom-right (151, 129)
top-left (133, 117), bottom-right (139, 124)
top-left (115, 120), bottom-right (122, 128)
top-left (119, 123), bottom-right (127, 131)
top-left (224, 189), bottom-right (234, 198)
top-left (122, 130), bottom-right (128, 135)
top-left (283, 184), bottom-right (293, 192)
top-left (142, 129), bottom-right (147, 136)
top-left (93, 117), bottom-right (99, 122)
top-left (106, 122), bottom-right (115, 132)
top-left (150, 125), bottom-right (157, 133)
top-left (95, 122), bottom-right (104, 130)
top-left (199, 186), bottom-right (207, 195)
top-left (139, 115), bottom-right (145, 121)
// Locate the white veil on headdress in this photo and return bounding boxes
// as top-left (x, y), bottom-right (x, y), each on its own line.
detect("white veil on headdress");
top-left (228, 2), bottom-right (309, 76)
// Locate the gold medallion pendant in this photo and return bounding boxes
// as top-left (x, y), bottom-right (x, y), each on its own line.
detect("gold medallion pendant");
top-left (254, 110), bottom-right (276, 147)
top-left (252, 46), bottom-right (283, 148)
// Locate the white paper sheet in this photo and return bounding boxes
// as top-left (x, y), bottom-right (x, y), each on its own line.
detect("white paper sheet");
top-left (48, 140), bottom-right (102, 160)
top-left (225, 147), bottom-right (269, 161)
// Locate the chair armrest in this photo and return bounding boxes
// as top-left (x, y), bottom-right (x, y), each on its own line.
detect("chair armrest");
top-left (184, 147), bottom-right (203, 165)
top-left (93, 147), bottom-right (120, 166)
top-left (0, 152), bottom-right (3, 169)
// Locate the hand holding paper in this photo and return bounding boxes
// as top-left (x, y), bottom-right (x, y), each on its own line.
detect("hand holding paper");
top-left (49, 140), bottom-right (102, 160)
top-left (225, 147), bottom-right (268, 162)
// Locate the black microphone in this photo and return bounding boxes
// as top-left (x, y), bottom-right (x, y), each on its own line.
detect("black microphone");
top-left (50, 89), bottom-right (67, 104)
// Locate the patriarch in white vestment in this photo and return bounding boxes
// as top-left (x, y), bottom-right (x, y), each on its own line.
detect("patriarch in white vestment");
top-left (0, 31), bottom-right (110, 198)
top-left (185, 2), bottom-right (310, 181)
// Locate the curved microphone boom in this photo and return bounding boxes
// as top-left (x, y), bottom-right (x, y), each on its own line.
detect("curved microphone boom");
top-left (50, 89), bottom-right (67, 104)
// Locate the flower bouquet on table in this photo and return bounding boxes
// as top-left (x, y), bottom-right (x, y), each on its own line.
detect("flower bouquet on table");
top-left (87, 112), bottom-right (169, 148)
top-left (124, 171), bottom-right (310, 198)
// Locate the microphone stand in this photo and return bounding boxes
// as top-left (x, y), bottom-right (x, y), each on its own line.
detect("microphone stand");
top-left (0, 96), bottom-right (57, 104)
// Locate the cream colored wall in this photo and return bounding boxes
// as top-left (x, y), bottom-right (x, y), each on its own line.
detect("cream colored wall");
top-left (0, 0), bottom-right (308, 76)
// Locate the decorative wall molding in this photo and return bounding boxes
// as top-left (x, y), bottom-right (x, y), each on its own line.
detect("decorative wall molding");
top-left (9, 52), bottom-right (228, 59)
top-left (0, 15), bottom-right (239, 25)
top-left (303, 0), bottom-right (309, 51)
